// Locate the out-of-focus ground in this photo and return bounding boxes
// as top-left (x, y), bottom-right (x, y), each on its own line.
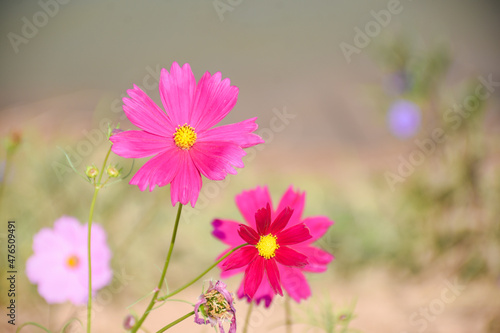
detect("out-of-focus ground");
top-left (1, 1), bottom-right (500, 333)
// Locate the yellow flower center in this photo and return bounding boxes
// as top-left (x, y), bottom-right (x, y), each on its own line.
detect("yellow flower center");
top-left (256, 234), bottom-right (279, 259)
top-left (66, 255), bottom-right (80, 269)
top-left (173, 124), bottom-right (197, 149)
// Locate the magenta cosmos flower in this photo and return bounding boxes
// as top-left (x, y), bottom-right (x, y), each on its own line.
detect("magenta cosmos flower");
top-left (194, 280), bottom-right (236, 333)
top-left (213, 186), bottom-right (334, 306)
top-left (26, 216), bottom-right (113, 305)
top-left (110, 62), bottom-right (263, 207)
top-left (218, 197), bottom-right (313, 299)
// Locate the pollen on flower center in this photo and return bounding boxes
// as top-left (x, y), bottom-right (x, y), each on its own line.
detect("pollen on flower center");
top-left (256, 234), bottom-right (279, 259)
top-left (173, 124), bottom-right (197, 149)
top-left (66, 255), bottom-right (80, 269)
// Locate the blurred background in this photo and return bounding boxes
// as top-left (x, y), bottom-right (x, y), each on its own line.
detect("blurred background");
top-left (1, 0), bottom-right (500, 332)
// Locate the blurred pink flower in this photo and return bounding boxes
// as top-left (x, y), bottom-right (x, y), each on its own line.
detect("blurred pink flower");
top-left (110, 62), bottom-right (264, 207)
top-left (26, 216), bottom-right (113, 305)
top-left (212, 186), bottom-right (334, 307)
top-left (194, 280), bottom-right (236, 333)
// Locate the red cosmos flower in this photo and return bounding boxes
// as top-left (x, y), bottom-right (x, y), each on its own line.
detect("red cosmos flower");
top-left (221, 203), bottom-right (312, 298)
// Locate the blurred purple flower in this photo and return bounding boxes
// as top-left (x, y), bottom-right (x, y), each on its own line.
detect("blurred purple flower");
top-left (387, 99), bottom-right (421, 139)
top-left (384, 71), bottom-right (412, 95)
top-left (194, 280), bottom-right (236, 333)
top-left (26, 216), bottom-right (113, 304)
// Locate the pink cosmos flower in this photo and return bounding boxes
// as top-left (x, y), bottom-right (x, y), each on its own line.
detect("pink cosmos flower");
top-left (194, 280), bottom-right (236, 333)
top-left (26, 216), bottom-right (113, 305)
top-left (110, 62), bottom-right (264, 207)
top-left (213, 186), bottom-right (334, 307)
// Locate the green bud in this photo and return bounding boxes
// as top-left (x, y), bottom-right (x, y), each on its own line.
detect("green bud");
top-left (106, 165), bottom-right (120, 178)
top-left (86, 165), bottom-right (99, 179)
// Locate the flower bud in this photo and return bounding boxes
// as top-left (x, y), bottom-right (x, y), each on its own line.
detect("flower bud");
top-left (86, 165), bottom-right (99, 179)
top-left (106, 165), bottom-right (120, 178)
top-left (123, 314), bottom-right (136, 330)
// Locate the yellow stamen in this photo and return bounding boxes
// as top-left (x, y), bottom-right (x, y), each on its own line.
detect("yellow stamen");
top-left (256, 234), bottom-right (279, 259)
top-left (173, 124), bottom-right (197, 149)
top-left (66, 255), bottom-right (80, 269)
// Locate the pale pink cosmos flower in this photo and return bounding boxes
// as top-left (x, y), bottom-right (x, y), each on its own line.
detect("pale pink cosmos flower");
top-left (26, 216), bottom-right (113, 305)
top-left (110, 62), bottom-right (264, 207)
top-left (212, 186), bottom-right (334, 307)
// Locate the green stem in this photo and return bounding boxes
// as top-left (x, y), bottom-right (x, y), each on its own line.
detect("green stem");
top-left (285, 294), bottom-right (292, 333)
top-left (155, 311), bottom-right (194, 333)
top-left (0, 151), bottom-right (13, 205)
top-left (242, 302), bottom-right (254, 333)
top-left (86, 146), bottom-right (112, 333)
top-left (157, 243), bottom-right (248, 301)
top-left (131, 203), bottom-right (184, 333)
top-left (87, 187), bottom-right (99, 333)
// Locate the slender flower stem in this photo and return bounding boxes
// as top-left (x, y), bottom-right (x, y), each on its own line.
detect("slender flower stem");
top-left (285, 294), bottom-right (292, 333)
top-left (155, 311), bottom-right (194, 333)
top-left (242, 302), bottom-right (254, 333)
top-left (157, 243), bottom-right (248, 301)
top-left (131, 203), bottom-right (183, 333)
top-left (86, 146), bottom-right (112, 333)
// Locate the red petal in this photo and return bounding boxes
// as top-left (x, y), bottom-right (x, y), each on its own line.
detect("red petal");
top-left (255, 203), bottom-right (271, 235)
top-left (277, 223), bottom-right (312, 245)
top-left (268, 207), bottom-right (294, 235)
top-left (274, 246), bottom-right (308, 267)
top-left (265, 259), bottom-right (283, 296)
top-left (243, 256), bottom-right (265, 299)
top-left (222, 246), bottom-right (258, 271)
top-left (238, 224), bottom-right (259, 245)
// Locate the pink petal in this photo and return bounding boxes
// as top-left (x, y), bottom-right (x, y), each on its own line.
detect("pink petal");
top-left (129, 146), bottom-right (181, 192)
top-left (276, 186), bottom-right (305, 226)
top-left (236, 279), bottom-right (275, 307)
top-left (169, 152), bottom-right (202, 207)
top-left (198, 117), bottom-right (264, 148)
top-left (293, 245), bottom-right (334, 272)
top-left (265, 259), bottom-right (283, 296)
top-left (222, 246), bottom-right (257, 271)
top-left (238, 224), bottom-right (259, 245)
top-left (235, 186), bottom-right (273, 229)
top-left (255, 203), bottom-right (272, 235)
top-left (243, 256), bottom-right (265, 299)
top-left (212, 219), bottom-right (245, 247)
top-left (159, 62), bottom-right (196, 126)
top-left (268, 207), bottom-right (294, 235)
top-left (279, 266), bottom-right (311, 303)
top-left (277, 224), bottom-right (312, 245)
top-left (110, 130), bottom-right (170, 159)
top-left (122, 84), bottom-right (174, 135)
top-left (190, 141), bottom-right (245, 181)
top-left (302, 216), bottom-right (334, 242)
top-left (190, 70), bottom-right (239, 131)
top-left (274, 246), bottom-right (308, 267)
